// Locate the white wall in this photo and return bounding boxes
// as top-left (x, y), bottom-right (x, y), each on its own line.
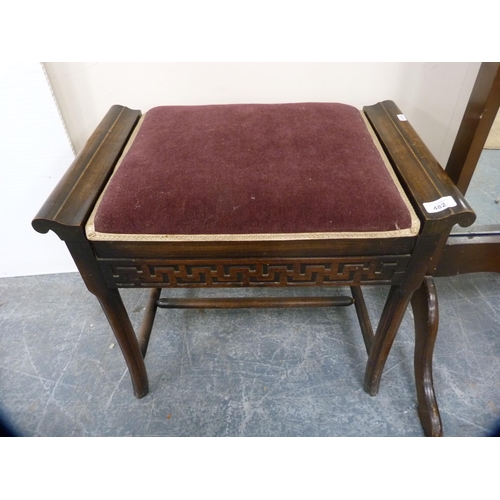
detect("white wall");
top-left (0, 63), bottom-right (76, 278)
top-left (45, 62), bottom-right (481, 164)
top-left (1, 62), bottom-right (481, 277)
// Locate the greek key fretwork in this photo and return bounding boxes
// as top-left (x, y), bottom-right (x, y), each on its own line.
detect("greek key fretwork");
top-left (99, 256), bottom-right (411, 288)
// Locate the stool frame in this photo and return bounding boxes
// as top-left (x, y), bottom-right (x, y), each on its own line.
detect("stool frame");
top-left (33, 101), bottom-right (475, 436)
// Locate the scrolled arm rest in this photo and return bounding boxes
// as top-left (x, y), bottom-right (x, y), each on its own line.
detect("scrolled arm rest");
top-left (32, 105), bottom-right (141, 240)
top-left (363, 101), bottom-right (476, 231)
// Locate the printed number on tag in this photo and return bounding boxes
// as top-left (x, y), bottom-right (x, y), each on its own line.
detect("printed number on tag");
top-left (423, 196), bottom-right (457, 214)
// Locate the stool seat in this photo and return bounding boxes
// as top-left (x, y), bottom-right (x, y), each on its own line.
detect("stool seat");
top-left (87, 103), bottom-right (419, 241)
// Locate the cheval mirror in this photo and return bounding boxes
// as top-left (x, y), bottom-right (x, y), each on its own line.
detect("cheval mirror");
top-left (437, 62), bottom-right (500, 276)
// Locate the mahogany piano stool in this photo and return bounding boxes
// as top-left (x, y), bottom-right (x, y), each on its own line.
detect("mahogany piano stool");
top-left (33, 101), bottom-right (475, 436)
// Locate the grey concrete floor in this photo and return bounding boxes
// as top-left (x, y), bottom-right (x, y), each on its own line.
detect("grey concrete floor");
top-left (2, 148), bottom-right (499, 437)
top-left (1, 271), bottom-right (500, 437)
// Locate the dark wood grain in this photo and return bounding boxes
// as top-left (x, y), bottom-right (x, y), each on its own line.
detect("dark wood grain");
top-left (434, 62), bottom-right (500, 277)
top-left (437, 233), bottom-right (500, 276)
top-left (97, 256), bottom-right (412, 288)
top-left (445, 63), bottom-right (500, 194)
top-left (364, 101), bottom-right (476, 231)
top-left (157, 296), bottom-right (354, 309)
top-left (411, 276), bottom-right (442, 437)
top-left (138, 288), bottom-right (161, 358)
top-left (90, 237), bottom-right (417, 260)
top-left (32, 105), bottom-right (141, 239)
top-left (96, 287), bottom-right (149, 398)
top-left (350, 286), bottom-right (374, 355)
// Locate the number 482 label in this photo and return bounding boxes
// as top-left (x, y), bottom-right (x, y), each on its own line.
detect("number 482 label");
top-left (423, 196), bottom-right (457, 214)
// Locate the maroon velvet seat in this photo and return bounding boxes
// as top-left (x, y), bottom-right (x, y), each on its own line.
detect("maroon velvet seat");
top-left (88, 103), bottom-right (418, 240)
top-left (33, 100), bottom-right (475, 436)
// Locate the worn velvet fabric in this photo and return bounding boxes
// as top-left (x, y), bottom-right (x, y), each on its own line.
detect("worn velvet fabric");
top-left (93, 103), bottom-right (414, 236)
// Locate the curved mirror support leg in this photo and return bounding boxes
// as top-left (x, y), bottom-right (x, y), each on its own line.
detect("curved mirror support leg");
top-left (411, 276), bottom-right (443, 437)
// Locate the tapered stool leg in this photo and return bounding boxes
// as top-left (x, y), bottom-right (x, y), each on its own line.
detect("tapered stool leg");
top-left (63, 238), bottom-right (149, 398)
top-left (411, 276), bottom-right (443, 437)
top-left (97, 288), bottom-right (149, 398)
top-left (364, 285), bottom-right (411, 396)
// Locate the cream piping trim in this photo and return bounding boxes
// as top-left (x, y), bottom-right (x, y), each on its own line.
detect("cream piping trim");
top-left (86, 109), bottom-right (420, 242)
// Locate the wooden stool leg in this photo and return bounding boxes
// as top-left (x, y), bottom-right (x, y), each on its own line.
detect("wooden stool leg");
top-left (411, 276), bottom-right (443, 437)
top-left (97, 289), bottom-right (149, 398)
top-left (364, 285), bottom-right (411, 396)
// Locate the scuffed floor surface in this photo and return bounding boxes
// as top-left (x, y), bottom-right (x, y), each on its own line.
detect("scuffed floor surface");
top-left (1, 271), bottom-right (499, 437)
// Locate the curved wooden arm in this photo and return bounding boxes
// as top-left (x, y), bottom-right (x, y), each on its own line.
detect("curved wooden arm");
top-left (364, 101), bottom-right (476, 231)
top-left (32, 105), bottom-right (141, 240)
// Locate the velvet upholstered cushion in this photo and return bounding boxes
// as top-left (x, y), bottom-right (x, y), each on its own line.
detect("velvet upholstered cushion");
top-left (87, 103), bottom-right (419, 241)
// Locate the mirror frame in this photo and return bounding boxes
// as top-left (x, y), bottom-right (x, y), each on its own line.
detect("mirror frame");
top-left (435, 62), bottom-right (500, 276)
